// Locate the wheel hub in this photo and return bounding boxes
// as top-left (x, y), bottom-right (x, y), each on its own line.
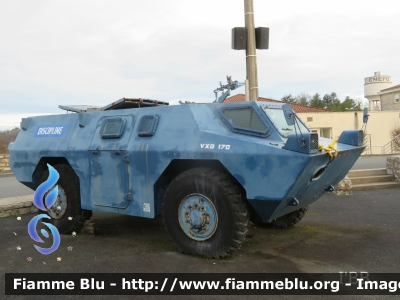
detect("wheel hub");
top-left (178, 194), bottom-right (218, 241)
top-left (46, 184), bottom-right (68, 219)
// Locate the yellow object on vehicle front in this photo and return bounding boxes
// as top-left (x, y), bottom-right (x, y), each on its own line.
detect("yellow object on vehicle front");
top-left (318, 139), bottom-right (338, 158)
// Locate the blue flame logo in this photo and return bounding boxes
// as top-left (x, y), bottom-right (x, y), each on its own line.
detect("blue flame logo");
top-left (33, 164), bottom-right (59, 211)
top-left (28, 164), bottom-right (61, 255)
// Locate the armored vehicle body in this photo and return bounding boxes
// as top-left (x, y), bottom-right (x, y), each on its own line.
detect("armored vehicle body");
top-left (9, 98), bottom-right (365, 258)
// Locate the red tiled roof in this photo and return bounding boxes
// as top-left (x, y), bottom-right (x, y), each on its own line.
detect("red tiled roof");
top-left (381, 84), bottom-right (400, 91)
top-left (224, 94), bottom-right (331, 113)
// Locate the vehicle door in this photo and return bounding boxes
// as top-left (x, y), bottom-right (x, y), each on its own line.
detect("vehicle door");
top-left (88, 115), bottom-right (134, 208)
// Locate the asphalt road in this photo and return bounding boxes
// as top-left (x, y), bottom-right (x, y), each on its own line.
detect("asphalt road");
top-left (0, 177), bottom-right (33, 198)
top-left (351, 155), bottom-right (389, 170)
top-left (1, 187), bottom-right (400, 299)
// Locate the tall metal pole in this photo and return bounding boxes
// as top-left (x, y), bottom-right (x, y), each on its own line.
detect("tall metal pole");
top-left (244, 0), bottom-right (258, 101)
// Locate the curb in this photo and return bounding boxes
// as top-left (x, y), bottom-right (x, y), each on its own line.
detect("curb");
top-left (0, 172), bottom-right (14, 178)
top-left (0, 194), bottom-right (38, 218)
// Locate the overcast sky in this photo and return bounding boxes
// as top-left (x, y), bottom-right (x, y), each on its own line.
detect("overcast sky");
top-left (1, 0), bottom-right (399, 129)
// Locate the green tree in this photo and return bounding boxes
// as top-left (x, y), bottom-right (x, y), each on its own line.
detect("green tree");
top-left (325, 92), bottom-right (341, 111)
top-left (281, 94), bottom-right (296, 103)
top-left (310, 93), bottom-right (325, 108)
top-left (339, 96), bottom-right (363, 111)
top-left (282, 92), bottom-right (365, 111)
top-left (341, 96), bottom-right (356, 111)
top-left (322, 94), bottom-right (332, 107)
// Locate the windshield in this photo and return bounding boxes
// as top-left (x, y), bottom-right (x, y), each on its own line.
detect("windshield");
top-left (263, 108), bottom-right (310, 137)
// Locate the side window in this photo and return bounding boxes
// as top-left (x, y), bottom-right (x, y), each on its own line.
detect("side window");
top-left (100, 118), bottom-right (126, 139)
top-left (223, 107), bottom-right (267, 131)
top-left (137, 115), bottom-right (159, 137)
top-left (220, 106), bottom-right (270, 137)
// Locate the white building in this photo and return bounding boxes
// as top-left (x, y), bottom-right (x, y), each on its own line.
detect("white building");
top-left (364, 71), bottom-right (392, 111)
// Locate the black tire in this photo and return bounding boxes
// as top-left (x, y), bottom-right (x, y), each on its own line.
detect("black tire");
top-left (39, 164), bottom-right (91, 234)
top-left (163, 167), bottom-right (249, 258)
top-left (270, 206), bottom-right (308, 229)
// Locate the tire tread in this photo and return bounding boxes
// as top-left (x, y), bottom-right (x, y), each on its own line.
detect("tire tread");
top-left (271, 206), bottom-right (308, 229)
top-left (163, 167), bottom-right (249, 258)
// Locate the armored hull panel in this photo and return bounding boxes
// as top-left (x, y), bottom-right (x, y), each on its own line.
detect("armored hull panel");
top-left (9, 100), bottom-right (364, 257)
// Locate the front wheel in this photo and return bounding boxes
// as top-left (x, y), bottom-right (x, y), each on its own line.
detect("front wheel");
top-left (163, 168), bottom-right (249, 258)
top-left (39, 164), bottom-right (92, 234)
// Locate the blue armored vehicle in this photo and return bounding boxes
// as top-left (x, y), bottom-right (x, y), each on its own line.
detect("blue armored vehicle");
top-left (9, 97), bottom-right (365, 258)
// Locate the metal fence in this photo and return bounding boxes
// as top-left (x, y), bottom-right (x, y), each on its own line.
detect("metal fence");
top-left (381, 134), bottom-right (400, 155)
top-left (361, 133), bottom-right (372, 156)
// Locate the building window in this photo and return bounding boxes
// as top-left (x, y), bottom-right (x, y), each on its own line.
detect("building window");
top-left (395, 94), bottom-right (399, 103)
top-left (307, 117), bottom-right (313, 122)
top-left (320, 128), bottom-right (331, 138)
top-left (311, 128), bottom-right (332, 139)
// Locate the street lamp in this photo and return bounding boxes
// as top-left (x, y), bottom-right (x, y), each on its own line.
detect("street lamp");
top-left (231, 0), bottom-right (269, 101)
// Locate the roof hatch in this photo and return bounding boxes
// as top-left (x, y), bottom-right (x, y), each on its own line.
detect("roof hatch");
top-left (59, 98), bottom-right (169, 113)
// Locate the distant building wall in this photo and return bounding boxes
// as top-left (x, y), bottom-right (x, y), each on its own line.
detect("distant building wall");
top-left (364, 71), bottom-right (392, 111)
top-left (380, 87), bottom-right (400, 111)
top-left (298, 111), bottom-right (400, 154)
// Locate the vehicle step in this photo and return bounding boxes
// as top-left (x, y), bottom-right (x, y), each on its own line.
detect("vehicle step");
top-left (352, 181), bottom-right (400, 190)
top-left (350, 175), bottom-right (395, 185)
top-left (348, 168), bottom-right (387, 178)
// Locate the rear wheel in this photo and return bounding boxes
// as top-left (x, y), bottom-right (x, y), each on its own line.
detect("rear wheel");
top-left (270, 207), bottom-right (308, 228)
top-left (163, 168), bottom-right (249, 258)
top-left (39, 164), bottom-right (91, 234)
